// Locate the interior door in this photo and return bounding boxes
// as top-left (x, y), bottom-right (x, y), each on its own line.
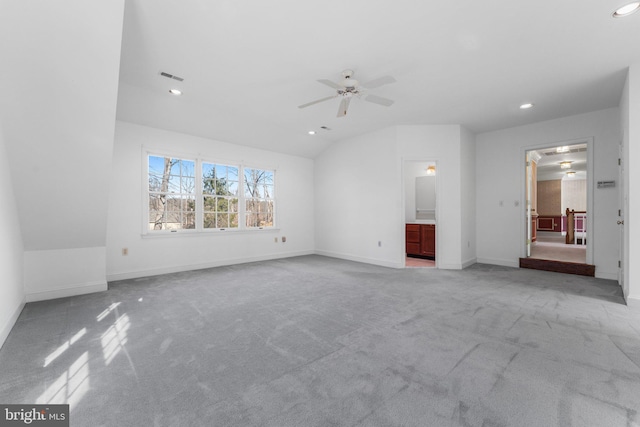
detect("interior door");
top-left (618, 140), bottom-right (625, 286)
top-left (526, 153), bottom-right (533, 257)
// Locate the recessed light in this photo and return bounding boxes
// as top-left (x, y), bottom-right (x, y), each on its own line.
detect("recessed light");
top-left (169, 89), bottom-right (182, 96)
top-left (560, 161), bottom-right (572, 169)
top-left (613, 2), bottom-right (640, 17)
top-left (566, 171), bottom-right (576, 177)
top-left (308, 130), bottom-right (316, 135)
top-left (520, 103), bottom-right (534, 109)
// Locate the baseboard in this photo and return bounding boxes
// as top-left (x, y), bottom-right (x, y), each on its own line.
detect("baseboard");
top-left (26, 281), bottom-right (107, 302)
top-left (314, 250), bottom-right (404, 269)
top-left (625, 296), bottom-right (640, 311)
top-left (476, 257), bottom-right (519, 268)
top-left (461, 258), bottom-right (477, 269)
top-left (437, 262), bottom-right (463, 270)
top-left (107, 250), bottom-right (315, 282)
top-left (594, 271), bottom-right (618, 281)
top-left (0, 298), bottom-right (26, 350)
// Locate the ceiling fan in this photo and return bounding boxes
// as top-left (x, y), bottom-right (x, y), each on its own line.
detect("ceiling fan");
top-left (298, 69), bottom-right (396, 117)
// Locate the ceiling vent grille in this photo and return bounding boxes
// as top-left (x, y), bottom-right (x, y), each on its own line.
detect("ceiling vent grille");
top-left (160, 71), bottom-right (184, 82)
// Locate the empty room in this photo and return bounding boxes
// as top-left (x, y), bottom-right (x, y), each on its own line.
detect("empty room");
top-left (1, 1), bottom-right (640, 426)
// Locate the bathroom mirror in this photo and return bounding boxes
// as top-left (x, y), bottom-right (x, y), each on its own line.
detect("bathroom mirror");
top-left (415, 175), bottom-right (436, 220)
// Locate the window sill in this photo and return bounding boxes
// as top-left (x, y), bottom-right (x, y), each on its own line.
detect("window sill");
top-left (141, 228), bottom-right (280, 239)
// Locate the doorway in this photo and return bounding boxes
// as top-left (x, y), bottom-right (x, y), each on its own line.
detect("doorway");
top-left (403, 160), bottom-right (437, 268)
top-left (522, 141), bottom-right (594, 275)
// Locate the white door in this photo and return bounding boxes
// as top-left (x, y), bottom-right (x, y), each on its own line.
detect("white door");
top-left (526, 153), bottom-right (533, 257)
top-left (618, 140), bottom-right (625, 286)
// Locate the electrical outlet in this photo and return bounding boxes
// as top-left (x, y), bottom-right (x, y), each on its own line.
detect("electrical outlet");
top-left (378, 241), bottom-right (382, 247)
top-left (282, 236), bottom-right (286, 243)
top-left (274, 237), bottom-right (278, 243)
top-left (122, 248), bottom-right (128, 256)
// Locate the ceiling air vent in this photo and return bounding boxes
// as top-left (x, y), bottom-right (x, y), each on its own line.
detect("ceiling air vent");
top-left (160, 71), bottom-right (184, 82)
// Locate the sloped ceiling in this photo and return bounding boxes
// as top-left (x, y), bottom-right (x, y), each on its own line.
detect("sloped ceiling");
top-left (117, 0), bottom-right (640, 158)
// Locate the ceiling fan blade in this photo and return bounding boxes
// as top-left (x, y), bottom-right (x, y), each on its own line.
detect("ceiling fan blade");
top-left (364, 94), bottom-right (394, 107)
top-left (337, 97), bottom-right (351, 117)
top-left (361, 75), bottom-right (396, 89)
top-left (318, 79), bottom-right (343, 90)
top-left (298, 95), bottom-right (337, 109)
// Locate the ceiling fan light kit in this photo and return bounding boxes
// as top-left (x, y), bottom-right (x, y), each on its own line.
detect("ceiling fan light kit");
top-left (298, 69), bottom-right (396, 117)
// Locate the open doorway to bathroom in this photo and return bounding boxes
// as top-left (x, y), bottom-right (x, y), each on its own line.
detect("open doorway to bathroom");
top-left (521, 141), bottom-right (594, 276)
top-left (404, 160), bottom-right (437, 268)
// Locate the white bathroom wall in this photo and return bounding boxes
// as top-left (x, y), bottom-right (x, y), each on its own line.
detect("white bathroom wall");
top-left (476, 108), bottom-right (620, 279)
top-left (106, 122), bottom-right (315, 280)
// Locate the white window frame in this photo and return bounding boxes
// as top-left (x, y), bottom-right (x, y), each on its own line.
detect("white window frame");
top-left (142, 149), bottom-right (277, 236)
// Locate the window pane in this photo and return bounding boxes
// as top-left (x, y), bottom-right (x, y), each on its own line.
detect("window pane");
top-left (262, 170), bottom-right (274, 185)
top-left (203, 179), bottom-right (216, 195)
top-left (263, 184), bottom-right (274, 198)
top-left (168, 175), bottom-right (181, 193)
top-left (181, 177), bottom-right (195, 193)
top-left (229, 198), bottom-right (238, 213)
top-left (229, 213), bottom-right (238, 227)
top-left (204, 213), bottom-right (216, 229)
top-left (246, 212), bottom-right (258, 228)
top-left (149, 211), bottom-right (165, 230)
top-left (202, 163), bottom-right (214, 178)
top-left (216, 197), bottom-right (229, 213)
top-left (165, 195), bottom-right (182, 211)
top-left (182, 212), bottom-right (196, 229)
top-left (228, 181), bottom-right (238, 196)
top-left (203, 196), bottom-right (216, 212)
top-left (149, 194), bottom-right (165, 211)
top-left (181, 160), bottom-right (195, 177)
top-left (228, 166), bottom-right (238, 181)
top-left (217, 213), bottom-right (229, 228)
top-left (170, 160), bottom-right (181, 176)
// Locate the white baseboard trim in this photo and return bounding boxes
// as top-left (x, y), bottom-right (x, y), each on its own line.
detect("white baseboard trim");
top-left (314, 250), bottom-right (404, 269)
top-left (26, 281), bottom-right (107, 303)
top-left (625, 296), bottom-right (640, 311)
top-left (461, 258), bottom-right (477, 269)
top-left (0, 298), bottom-right (26, 350)
top-left (476, 257), bottom-right (519, 268)
top-left (595, 271), bottom-right (618, 281)
top-left (438, 262), bottom-right (463, 270)
top-left (107, 250), bottom-right (315, 282)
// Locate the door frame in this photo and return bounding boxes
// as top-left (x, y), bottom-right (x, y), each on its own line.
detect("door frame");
top-left (520, 137), bottom-right (594, 265)
top-left (401, 158), bottom-right (440, 269)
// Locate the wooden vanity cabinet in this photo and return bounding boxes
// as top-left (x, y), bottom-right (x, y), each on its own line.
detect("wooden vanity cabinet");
top-left (406, 224), bottom-right (436, 259)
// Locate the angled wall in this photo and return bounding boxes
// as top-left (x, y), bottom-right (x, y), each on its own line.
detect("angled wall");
top-left (0, 123), bottom-right (25, 348)
top-left (0, 0), bottom-right (125, 301)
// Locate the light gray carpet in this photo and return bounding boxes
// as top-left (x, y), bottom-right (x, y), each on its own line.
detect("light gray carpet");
top-left (1, 255), bottom-right (639, 426)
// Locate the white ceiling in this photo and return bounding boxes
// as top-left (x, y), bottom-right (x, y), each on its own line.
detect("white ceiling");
top-left (535, 143), bottom-right (588, 181)
top-left (117, 0), bottom-right (640, 158)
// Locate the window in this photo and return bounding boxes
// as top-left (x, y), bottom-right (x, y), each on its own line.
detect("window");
top-left (244, 168), bottom-right (275, 228)
top-left (202, 162), bottom-right (239, 229)
top-left (146, 153), bottom-right (275, 233)
top-left (148, 156), bottom-right (196, 230)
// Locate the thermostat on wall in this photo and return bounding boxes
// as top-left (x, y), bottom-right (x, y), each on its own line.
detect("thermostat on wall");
top-left (597, 180), bottom-right (615, 189)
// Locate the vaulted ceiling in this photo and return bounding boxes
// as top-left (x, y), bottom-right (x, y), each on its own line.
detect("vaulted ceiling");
top-left (117, 0), bottom-right (640, 158)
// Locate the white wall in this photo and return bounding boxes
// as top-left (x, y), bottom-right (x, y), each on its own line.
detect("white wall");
top-left (314, 127), bottom-right (401, 267)
top-left (106, 122), bottom-right (315, 280)
top-left (315, 124), bottom-right (473, 270)
top-left (460, 126), bottom-right (477, 267)
top-left (0, 124), bottom-right (25, 348)
top-left (398, 125), bottom-right (467, 269)
top-left (622, 64), bottom-right (640, 307)
top-left (0, 0), bottom-right (124, 300)
top-left (476, 108), bottom-right (621, 279)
